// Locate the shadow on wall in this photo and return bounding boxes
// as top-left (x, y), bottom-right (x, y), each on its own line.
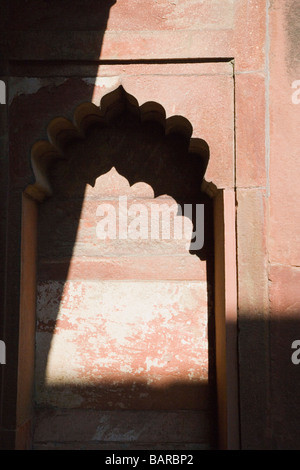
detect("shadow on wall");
top-left (33, 88), bottom-right (217, 449)
top-left (8, 1), bottom-right (117, 31)
top-left (6, 0), bottom-right (218, 450)
top-left (0, 0), bottom-right (117, 449)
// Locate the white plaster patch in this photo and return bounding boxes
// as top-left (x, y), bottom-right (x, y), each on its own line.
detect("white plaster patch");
top-left (9, 77), bottom-right (67, 105)
top-left (145, 357), bottom-right (167, 372)
top-left (82, 76), bottom-right (121, 105)
top-left (82, 76), bottom-right (120, 88)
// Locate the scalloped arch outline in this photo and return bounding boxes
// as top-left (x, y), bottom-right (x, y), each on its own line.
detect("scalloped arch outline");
top-left (24, 85), bottom-right (218, 202)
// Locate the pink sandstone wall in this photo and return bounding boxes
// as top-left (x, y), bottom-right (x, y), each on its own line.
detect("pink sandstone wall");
top-left (267, 0), bottom-right (300, 449)
top-left (7, 60), bottom-right (233, 448)
top-left (34, 166), bottom-right (215, 449)
top-left (27, 62), bottom-right (233, 448)
top-left (0, 0), bottom-right (299, 450)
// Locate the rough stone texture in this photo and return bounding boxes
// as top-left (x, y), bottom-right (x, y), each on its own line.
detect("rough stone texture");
top-left (1, 0), bottom-right (300, 451)
top-left (268, 1), bottom-right (300, 267)
top-left (122, 71), bottom-right (234, 189)
top-left (236, 188), bottom-right (270, 449)
top-left (5, 0), bottom-right (265, 71)
top-left (8, 0), bottom-right (235, 32)
top-left (35, 279), bottom-right (209, 409)
top-left (33, 409), bottom-right (212, 450)
top-left (34, 133), bottom-right (216, 448)
top-left (269, 265), bottom-right (300, 449)
top-left (265, 0), bottom-right (300, 449)
top-left (7, 63), bottom-right (234, 190)
top-left (235, 73), bottom-right (266, 188)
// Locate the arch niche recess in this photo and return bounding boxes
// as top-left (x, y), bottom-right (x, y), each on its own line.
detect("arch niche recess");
top-left (18, 86), bottom-right (239, 450)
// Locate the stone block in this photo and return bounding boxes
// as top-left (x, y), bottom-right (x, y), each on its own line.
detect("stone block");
top-left (235, 73), bottom-right (266, 188)
top-left (35, 280), bottom-right (209, 410)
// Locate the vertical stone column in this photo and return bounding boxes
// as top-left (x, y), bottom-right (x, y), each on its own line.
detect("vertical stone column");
top-left (214, 189), bottom-right (239, 450)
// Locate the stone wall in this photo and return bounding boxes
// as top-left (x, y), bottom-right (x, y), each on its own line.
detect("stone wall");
top-left (0, 0), bottom-right (299, 450)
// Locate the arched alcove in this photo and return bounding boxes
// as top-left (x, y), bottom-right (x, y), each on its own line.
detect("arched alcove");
top-left (18, 86), bottom-right (239, 449)
top-left (25, 86), bottom-right (216, 202)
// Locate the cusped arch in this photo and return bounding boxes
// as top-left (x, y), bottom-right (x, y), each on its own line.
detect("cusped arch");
top-left (17, 85), bottom-right (239, 450)
top-left (24, 85), bottom-right (217, 202)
